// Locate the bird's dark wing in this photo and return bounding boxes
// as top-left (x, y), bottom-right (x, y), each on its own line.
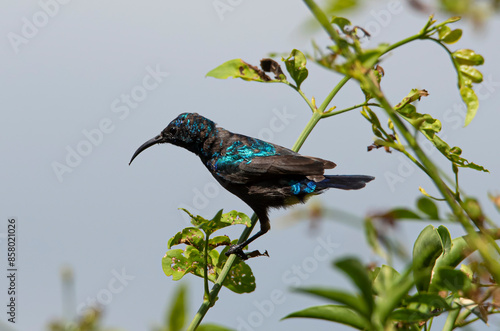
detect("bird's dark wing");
top-left (217, 154), bottom-right (336, 184)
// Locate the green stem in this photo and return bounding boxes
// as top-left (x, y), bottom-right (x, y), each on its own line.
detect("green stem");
top-left (381, 33), bottom-right (426, 56)
top-left (292, 112), bottom-right (322, 151)
top-left (443, 304), bottom-right (460, 331)
top-left (427, 316), bottom-right (434, 330)
top-left (288, 82), bottom-right (316, 112)
top-left (318, 76), bottom-right (350, 113)
top-left (302, 0), bottom-right (343, 52)
top-left (322, 102), bottom-right (380, 118)
top-left (427, 38), bottom-right (467, 91)
top-left (203, 234), bottom-right (210, 299)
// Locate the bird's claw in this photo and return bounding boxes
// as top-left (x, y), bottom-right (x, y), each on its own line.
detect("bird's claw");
top-left (226, 244), bottom-right (248, 260)
top-left (226, 245), bottom-right (269, 260)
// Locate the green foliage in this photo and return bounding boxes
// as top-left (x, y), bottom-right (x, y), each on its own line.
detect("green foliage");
top-left (363, 87), bottom-right (488, 172)
top-left (167, 286), bottom-right (186, 331)
top-left (152, 283), bottom-right (234, 331)
top-left (287, 224), bottom-right (500, 330)
top-left (284, 305), bottom-right (371, 330)
top-left (169, 3), bottom-right (500, 331)
top-left (162, 209), bottom-right (255, 294)
top-left (47, 308), bottom-right (122, 331)
top-left (413, 225), bottom-right (445, 293)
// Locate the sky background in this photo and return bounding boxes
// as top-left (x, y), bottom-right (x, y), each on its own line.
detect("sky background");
top-left (1, 1), bottom-right (500, 330)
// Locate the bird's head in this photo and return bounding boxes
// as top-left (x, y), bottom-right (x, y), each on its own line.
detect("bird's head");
top-left (129, 112), bottom-right (216, 165)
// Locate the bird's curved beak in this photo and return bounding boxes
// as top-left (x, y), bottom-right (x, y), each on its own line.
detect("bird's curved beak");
top-left (129, 135), bottom-right (164, 165)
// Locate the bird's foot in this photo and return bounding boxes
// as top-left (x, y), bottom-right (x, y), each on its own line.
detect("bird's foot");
top-left (226, 244), bottom-right (248, 260)
top-left (226, 245), bottom-right (269, 260)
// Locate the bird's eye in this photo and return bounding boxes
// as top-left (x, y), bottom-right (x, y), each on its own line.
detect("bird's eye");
top-left (169, 126), bottom-right (177, 135)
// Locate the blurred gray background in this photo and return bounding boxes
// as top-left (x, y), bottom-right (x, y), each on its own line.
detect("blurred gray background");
top-left (1, 1), bottom-right (500, 330)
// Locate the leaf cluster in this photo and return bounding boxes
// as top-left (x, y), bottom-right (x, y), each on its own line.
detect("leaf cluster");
top-left (162, 209), bottom-right (255, 294)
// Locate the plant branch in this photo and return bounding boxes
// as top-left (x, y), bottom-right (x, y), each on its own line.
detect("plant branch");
top-left (321, 102), bottom-right (380, 118)
top-left (203, 234), bottom-right (210, 299)
top-left (443, 304), bottom-right (461, 331)
top-left (318, 76), bottom-right (351, 113)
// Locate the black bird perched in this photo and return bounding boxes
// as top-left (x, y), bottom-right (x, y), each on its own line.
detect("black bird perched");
top-left (130, 113), bottom-right (374, 259)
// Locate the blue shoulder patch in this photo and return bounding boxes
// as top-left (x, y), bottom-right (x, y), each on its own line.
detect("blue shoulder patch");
top-left (214, 138), bottom-right (278, 172)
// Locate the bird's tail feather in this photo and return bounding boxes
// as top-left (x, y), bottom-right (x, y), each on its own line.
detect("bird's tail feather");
top-left (318, 175), bottom-right (375, 190)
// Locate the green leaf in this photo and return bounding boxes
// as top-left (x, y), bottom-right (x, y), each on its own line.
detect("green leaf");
top-left (406, 293), bottom-right (451, 310)
top-left (359, 49), bottom-right (384, 67)
top-left (459, 65), bottom-right (483, 83)
top-left (162, 247), bottom-right (203, 281)
top-left (434, 136), bottom-right (487, 171)
top-left (293, 287), bottom-right (370, 318)
top-left (442, 16), bottom-right (461, 24)
top-left (206, 59), bottom-right (279, 83)
top-left (163, 240), bottom-right (255, 293)
top-left (460, 264), bottom-right (474, 280)
top-left (219, 243), bottom-right (256, 293)
top-left (387, 208), bottom-right (422, 220)
top-left (331, 16), bottom-right (352, 31)
top-left (437, 226), bottom-right (452, 256)
top-left (373, 269), bottom-right (414, 326)
top-left (412, 225), bottom-right (443, 293)
top-left (208, 235), bottom-right (231, 249)
top-left (181, 209), bottom-right (252, 236)
top-left (372, 265), bottom-right (401, 296)
top-left (394, 91), bottom-right (487, 171)
top-left (438, 25), bottom-right (451, 40)
top-left (325, 0), bottom-right (359, 12)
top-left (439, 27), bottom-right (462, 44)
top-left (220, 210), bottom-right (253, 228)
top-left (394, 89), bottom-right (429, 110)
top-left (197, 324), bottom-right (235, 331)
top-left (168, 285), bottom-right (187, 331)
top-left (460, 86), bottom-right (479, 126)
top-left (334, 258), bottom-right (374, 315)
top-left (364, 219), bottom-right (385, 258)
top-left (462, 197), bottom-right (484, 223)
top-left (390, 308), bottom-right (435, 322)
top-left (283, 305), bottom-right (370, 330)
top-left (431, 267), bottom-right (472, 293)
top-left (453, 49), bottom-right (484, 66)
top-left (284, 49), bottom-right (308, 89)
top-left (434, 232), bottom-right (475, 269)
top-left (417, 197), bottom-right (439, 220)
top-left (168, 227), bottom-right (205, 250)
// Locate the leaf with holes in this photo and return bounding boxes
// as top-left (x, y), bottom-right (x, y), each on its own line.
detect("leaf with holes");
top-left (206, 59), bottom-right (282, 83)
top-left (284, 49), bottom-right (308, 89)
top-left (168, 227), bottom-right (205, 251)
